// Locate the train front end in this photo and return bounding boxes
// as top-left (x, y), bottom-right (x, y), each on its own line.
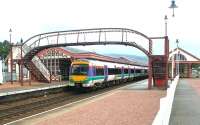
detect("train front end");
top-left (69, 60), bottom-right (90, 88)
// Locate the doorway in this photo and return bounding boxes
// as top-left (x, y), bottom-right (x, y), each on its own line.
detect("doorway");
top-left (59, 58), bottom-right (71, 80)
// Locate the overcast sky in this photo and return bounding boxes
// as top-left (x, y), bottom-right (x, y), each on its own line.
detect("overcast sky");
top-left (0, 0), bottom-right (199, 57)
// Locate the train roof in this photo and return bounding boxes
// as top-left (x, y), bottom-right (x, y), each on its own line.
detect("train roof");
top-left (73, 59), bottom-right (147, 67)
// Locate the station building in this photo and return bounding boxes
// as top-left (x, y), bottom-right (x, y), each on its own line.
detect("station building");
top-left (168, 48), bottom-right (200, 78)
top-left (3, 45), bottom-right (200, 84)
top-left (3, 46), bottom-right (144, 83)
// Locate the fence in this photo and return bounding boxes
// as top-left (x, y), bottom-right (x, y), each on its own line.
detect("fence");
top-left (0, 60), bottom-right (2, 83)
top-left (0, 59), bottom-right (17, 84)
top-left (152, 75), bottom-right (179, 125)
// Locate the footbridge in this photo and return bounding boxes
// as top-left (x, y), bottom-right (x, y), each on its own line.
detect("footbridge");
top-left (21, 28), bottom-right (169, 89)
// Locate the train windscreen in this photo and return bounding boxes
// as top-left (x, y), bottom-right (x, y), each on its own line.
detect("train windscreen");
top-left (71, 64), bottom-right (88, 75)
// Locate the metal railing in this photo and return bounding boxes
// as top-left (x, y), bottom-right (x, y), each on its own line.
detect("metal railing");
top-left (32, 56), bottom-right (50, 81)
top-left (22, 44), bottom-right (50, 82)
top-left (22, 28), bottom-right (152, 56)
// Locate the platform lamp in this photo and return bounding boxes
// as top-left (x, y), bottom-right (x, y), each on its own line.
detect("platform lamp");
top-left (176, 39), bottom-right (180, 76)
top-left (169, 0), bottom-right (178, 17)
top-left (9, 28), bottom-right (13, 84)
top-left (20, 38), bottom-right (24, 86)
top-left (164, 15), bottom-right (168, 36)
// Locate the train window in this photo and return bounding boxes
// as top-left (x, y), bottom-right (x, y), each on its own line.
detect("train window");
top-left (142, 69), bottom-right (146, 73)
top-left (96, 68), bottom-right (104, 76)
top-left (131, 69), bottom-right (135, 73)
top-left (116, 68), bottom-right (121, 74)
top-left (124, 69), bottom-right (128, 74)
top-left (71, 64), bottom-right (88, 75)
top-left (135, 69), bottom-right (141, 73)
top-left (108, 68), bottom-right (121, 75)
top-left (108, 68), bottom-right (115, 75)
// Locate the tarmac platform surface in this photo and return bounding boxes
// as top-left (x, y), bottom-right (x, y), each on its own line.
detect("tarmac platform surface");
top-left (169, 79), bottom-right (200, 125)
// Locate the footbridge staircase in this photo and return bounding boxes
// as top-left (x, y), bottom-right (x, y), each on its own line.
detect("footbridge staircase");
top-left (22, 44), bottom-right (50, 82)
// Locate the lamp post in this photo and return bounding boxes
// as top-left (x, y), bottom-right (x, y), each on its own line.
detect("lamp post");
top-left (176, 39), bottom-right (179, 76)
top-left (169, 0), bottom-right (178, 17)
top-left (20, 38), bottom-right (24, 86)
top-left (171, 48), bottom-right (174, 79)
top-left (164, 15), bottom-right (168, 36)
top-left (9, 29), bottom-right (13, 84)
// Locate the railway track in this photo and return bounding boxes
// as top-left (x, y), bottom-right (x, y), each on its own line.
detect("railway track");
top-left (0, 78), bottom-right (146, 125)
top-left (0, 90), bottom-right (79, 125)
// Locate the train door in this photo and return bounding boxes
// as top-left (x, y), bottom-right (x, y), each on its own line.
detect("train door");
top-left (93, 66), bottom-right (96, 84)
top-left (128, 66), bottom-right (131, 77)
top-left (133, 67), bottom-right (136, 77)
top-left (104, 65), bottom-right (108, 81)
top-left (121, 66), bottom-right (124, 79)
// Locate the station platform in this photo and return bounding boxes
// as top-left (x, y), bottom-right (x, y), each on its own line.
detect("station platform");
top-left (0, 81), bottom-right (68, 97)
top-left (169, 79), bottom-right (200, 125)
top-left (6, 80), bottom-right (166, 125)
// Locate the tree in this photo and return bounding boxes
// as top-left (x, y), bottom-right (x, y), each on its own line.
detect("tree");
top-left (0, 40), bottom-right (11, 59)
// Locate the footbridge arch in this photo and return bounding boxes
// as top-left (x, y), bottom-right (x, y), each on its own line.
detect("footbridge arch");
top-left (23, 28), bottom-right (152, 57)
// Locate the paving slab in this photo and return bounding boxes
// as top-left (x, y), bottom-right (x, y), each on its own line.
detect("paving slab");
top-left (169, 79), bottom-right (200, 125)
top-left (122, 80), bottom-right (149, 90)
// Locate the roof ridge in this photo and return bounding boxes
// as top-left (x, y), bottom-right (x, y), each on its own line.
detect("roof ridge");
top-left (169, 47), bottom-right (200, 61)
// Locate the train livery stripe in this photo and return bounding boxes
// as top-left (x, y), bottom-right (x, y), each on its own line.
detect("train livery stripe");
top-left (71, 74), bottom-right (140, 83)
top-left (88, 76), bottom-right (105, 81)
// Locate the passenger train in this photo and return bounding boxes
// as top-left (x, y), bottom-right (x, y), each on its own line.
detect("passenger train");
top-left (68, 59), bottom-right (148, 89)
